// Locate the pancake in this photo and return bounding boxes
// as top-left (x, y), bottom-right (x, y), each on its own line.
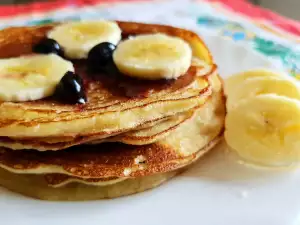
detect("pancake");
top-left (0, 70), bottom-right (214, 151)
top-left (12, 115), bottom-right (171, 144)
top-left (0, 23), bottom-right (214, 139)
top-left (0, 75), bottom-right (210, 137)
top-left (0, 73), bottom-right (225, 178)
top-left (0, 63), bottom-right (217, 151)
top-left (0, 110), bottom-right (191, 150)
top-left (0, 166), bottom-right (179, 201)
top-left (0, 136), bottom-right (222, 201)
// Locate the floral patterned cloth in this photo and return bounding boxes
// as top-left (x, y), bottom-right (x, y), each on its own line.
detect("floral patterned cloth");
top-left (0, 0), bottom-right (299, 78)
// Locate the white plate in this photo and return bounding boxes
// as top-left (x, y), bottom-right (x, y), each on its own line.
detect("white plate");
top-left (0, 34), bottom-right (298, 225)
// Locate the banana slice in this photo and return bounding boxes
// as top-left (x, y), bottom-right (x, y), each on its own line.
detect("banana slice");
top-left (0, 54), bottom-right (74, 102)
top-left (113, 34), bottom-right (192, 80)
top-left (48, 20), bottom-right (122, 59)
top-left (227, 76), bottom-right (300, 110)
top-left (225, 94), bottom-right (300, 167)
top-left (224, 69), bottom-right (287, 98)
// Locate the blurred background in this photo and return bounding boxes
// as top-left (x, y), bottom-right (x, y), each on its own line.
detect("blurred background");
top-left (255, 0), bottom-right (299, 21)
top-left (0, 0), bottom-right (299, 21)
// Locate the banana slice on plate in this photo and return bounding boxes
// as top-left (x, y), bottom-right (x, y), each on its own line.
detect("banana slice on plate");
top-left (226, 76), bottom-right (300, 110)
top-left (113, 34), bottom-right (192, 80)
top-left (48, 20), bottom-right (122, 59)
top-left (0, 54), bottom-right (74, 102)
top-left (225, 94), bottom-right (300, 167)
top-left (224, 69), bottom-right (287, 98)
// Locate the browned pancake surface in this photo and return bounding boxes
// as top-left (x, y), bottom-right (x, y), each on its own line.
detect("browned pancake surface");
top-left (0, 135), bottom-right (222, 178)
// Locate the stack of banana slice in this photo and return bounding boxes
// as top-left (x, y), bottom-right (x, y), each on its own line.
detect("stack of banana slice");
top-left (225, 69), bottom-right (300, 167)
top-left (0, 21), bottom-right (226, 200)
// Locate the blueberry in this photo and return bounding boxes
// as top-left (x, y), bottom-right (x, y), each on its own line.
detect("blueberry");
top-left (87, 42), bottom-right (116, 71)
top-left (33, 38), bottom-right (64, 56)
top-left (54, 71), bottom-right (87, 104)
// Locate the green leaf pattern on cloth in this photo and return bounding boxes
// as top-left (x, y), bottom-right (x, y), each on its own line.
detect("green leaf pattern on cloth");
top-left (197, 16), bottom-right (300, 78)
top-left (253, 37), bottom-right (300, 77)
top-left (27, 19), bottom-right (55, 26)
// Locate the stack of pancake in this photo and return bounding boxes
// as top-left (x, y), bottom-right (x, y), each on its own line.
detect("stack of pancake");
top-left (0, 22), bottom-right (225, 200)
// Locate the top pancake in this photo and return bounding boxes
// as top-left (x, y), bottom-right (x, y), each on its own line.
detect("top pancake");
top-left (0, 22), bottom-right (214, 138)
